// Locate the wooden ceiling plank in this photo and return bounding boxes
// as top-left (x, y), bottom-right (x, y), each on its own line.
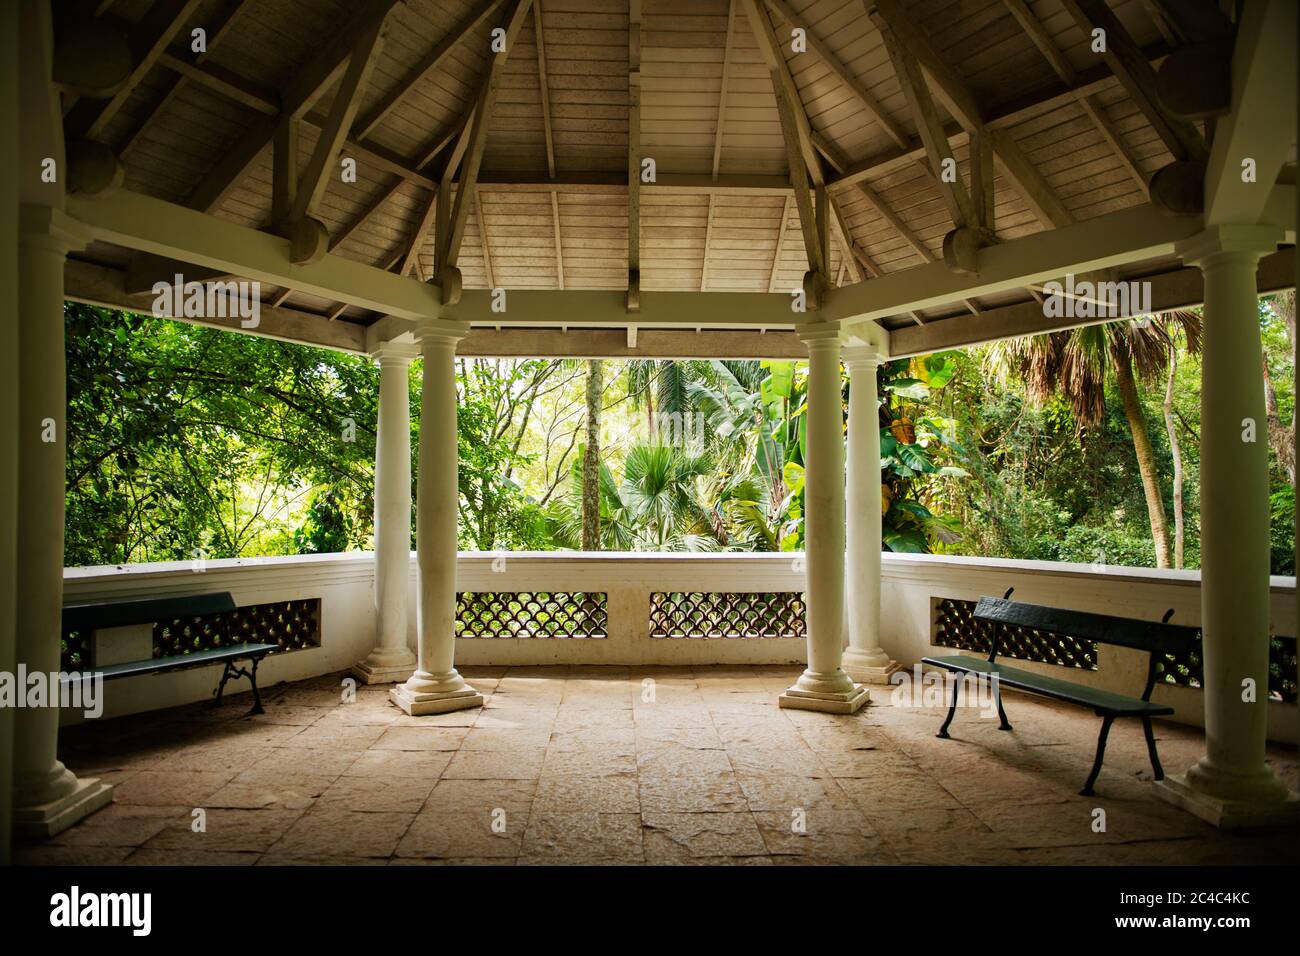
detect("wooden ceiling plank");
top-left (477, 188), bottom-right (497, 289)
top-left (827, 193), bottom-right (862, 284)
top-left (767, 193), bottom-right (791, 293)
top-left (873, 0), bottom-right (983, 134)
top-left (988, 126), bottom-right (1072, 227)
top-left (701, 192), bottom-right (715, 291)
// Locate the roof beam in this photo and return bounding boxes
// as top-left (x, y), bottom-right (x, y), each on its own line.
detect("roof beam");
top-left (65, 260), bottom-right (368, 354)
top-left (551, 191), bottom-right (565, 289)
top-left (764, 0), bottom-right (909, 150)
top-left (828, 201), bottom-right (1208, 325)
top-left (288, 20), bottom-right (388, 224)
top-left (1202, 0), bottom-right (1296, 226)
top-left (65, 0), bottom-right (203, 141)
top-left (117, 0), bottom-right (247, 155)
top-left (988, 127), bottom-right (1072, 227)
top-left (476, 188), bottom-right (496, 289)
top-left (1058, 0), bottom-right (1207, 163)
top-left (741, 0), bottom-right (826, 280)
top-left (628, 0), bottom-right (642, 308)
top-left (767, 194), bottom-right (792, 293)
top-left (69, 189), bottom-right (444, 320)
top-left (872, 0), bottom-right (983, 134)
top-left (457, 328), bottom-right (805, 359)
top-left (712, 0), bottom-right (737, 180)
top-left (355, 0), bottom-right (504, 141)
top-left (446, 289), bottom-right (806, 329)
top-left (874, 16), bottom-right (974, 228)
top-left (701, 192), bottom-right (715, 291)
top-left (889, 246), bottom-right (1296, 357)
top-left (440, 0), bottom-right (533, 281)
top-left (534, 0), bottom-right (556, 178)
top-left (185, 0), bottom-right (399, 213)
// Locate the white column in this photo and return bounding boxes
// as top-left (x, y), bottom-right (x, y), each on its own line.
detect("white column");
top-left (780, 323), bottom-right (868, 713)
top-left (1155, 225), bottom-right (1297, 827)
top-left (353, 342), bottom-right (419, 684)
top-left (390, 320), bottom-right (483, 716)
top-left (842, 347), bottom-right (897, 683)
top-left (12, 206), bottom-right (113, 838)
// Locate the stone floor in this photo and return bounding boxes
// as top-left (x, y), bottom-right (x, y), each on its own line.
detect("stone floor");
top-left (18, 665), bottom-right (1299, 866)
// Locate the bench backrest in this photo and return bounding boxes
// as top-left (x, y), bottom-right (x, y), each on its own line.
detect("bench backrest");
top-left (62, 592), bottom-right (237, 633)
top-left (972, 596), bottom-right (1200, 656)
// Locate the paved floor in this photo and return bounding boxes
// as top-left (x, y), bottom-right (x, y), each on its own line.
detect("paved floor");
top-left (19, 665), bottom-right (1299, 865)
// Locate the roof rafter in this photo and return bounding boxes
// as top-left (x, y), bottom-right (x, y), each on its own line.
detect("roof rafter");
top-left (66, 0), bottom-right (204, 141)
top-left (439, 0), bottom-right (534, 281)
top-left (763, 0), bottom-right (909, 151)
top-left (551, 191), bottom-right (565, 289)
top-left (534, 0), bottom-right (556, 178)
top-left (711, 0), bottom-right (737, 180)
top-left (628, 0), bottom-right (643, 308)
top-left (1058, 0), bottom-right (1208, 163)
top-left (355, 0), bottom-right (505, 141)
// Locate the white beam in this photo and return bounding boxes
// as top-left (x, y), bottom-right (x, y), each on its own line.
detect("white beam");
top-left (68, 190), bottom-right (442, 320)
top-left (829, 202), bottom-right (1209, 325)
top-left (1204, 0), bottom-right (1297, 226)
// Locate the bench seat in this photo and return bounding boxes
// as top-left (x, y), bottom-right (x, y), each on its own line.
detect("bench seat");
top-left (922, 655), bottom-right (1175, 718)
top-left (87, 643), bottom-right (279, 682)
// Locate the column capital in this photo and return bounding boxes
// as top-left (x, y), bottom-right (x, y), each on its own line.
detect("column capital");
top-left (415, 318), bottom-right (471, 350)
top-left (21, 204), bottom-right (90, 255)
top-left (1176, 225), bottom-right (1284, 266)
top-left (369, 339), bottom-right (419, 364)
top-left (842, 344), bottom-right (887, 368)
top-left (797, 320), bottom-right (843, 348)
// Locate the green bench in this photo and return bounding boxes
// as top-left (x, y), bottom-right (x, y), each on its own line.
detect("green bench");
top-left (61, 593), bottom-right (278, 715)
top-left (922, 592), bottom-right (1199, 796)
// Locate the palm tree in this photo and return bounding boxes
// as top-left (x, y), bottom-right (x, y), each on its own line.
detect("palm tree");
top-left (987, 311), bottom-right (1202, 568)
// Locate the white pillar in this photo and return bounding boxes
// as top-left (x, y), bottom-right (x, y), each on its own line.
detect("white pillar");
top-left (780, 323), bottom-right (868, 713)
top-left (12, 206), bottom-right (113, 838)
top-left (842, 347), bottom-right (897, 684)
top-left (390, 320), bottom-right (482, 716)
top-left (353, 342), bottom-right (419, 684)
top-left (1155, 225), bottom-right (1298, 828)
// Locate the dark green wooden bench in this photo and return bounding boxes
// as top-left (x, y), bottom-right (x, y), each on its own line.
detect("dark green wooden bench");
top-left (922, 592), bottom-right (1199, 796)
top-left (61, 593), bottom-right (278, 715)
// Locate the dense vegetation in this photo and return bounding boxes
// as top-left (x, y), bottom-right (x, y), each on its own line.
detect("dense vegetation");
top-left (63, 295), bottom-right (1296, 575)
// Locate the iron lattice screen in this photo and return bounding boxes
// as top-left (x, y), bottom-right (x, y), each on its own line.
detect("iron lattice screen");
top-left (456, 592), bottom-right (607, 638)
top-left (933, 597), bottom-right (1097, 669)
top-left (650, 591), bottom-right (806, 639)
top-left (154, 598), bottom-right (320, 658)
top-left (1153, 631), bottom-right (1298, 704)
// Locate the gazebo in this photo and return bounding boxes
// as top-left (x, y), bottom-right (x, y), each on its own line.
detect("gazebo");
top-left (1, 0), bottom-right (1296, 860)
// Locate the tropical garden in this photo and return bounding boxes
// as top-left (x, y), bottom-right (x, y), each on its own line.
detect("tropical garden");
top-left (62, 292), bottom-right (1297, 576)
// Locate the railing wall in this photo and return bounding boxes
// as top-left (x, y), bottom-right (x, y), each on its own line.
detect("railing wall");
top-left (62, 551), bottom-right (1298, 742)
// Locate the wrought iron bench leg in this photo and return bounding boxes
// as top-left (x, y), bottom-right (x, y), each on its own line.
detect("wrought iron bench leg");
top-left (1141, 716), bottom-right (1163, 781)
top-left (1081, 715), bottom-right (1116, 796)
top-left (937, 671), bottom-right (962, 739)
top-left (213, 661), bottom-right (236, 708)
top-left (995, 685), bottom-right (1012, 731)
top-left (246, 657), bottom-right (265, 717)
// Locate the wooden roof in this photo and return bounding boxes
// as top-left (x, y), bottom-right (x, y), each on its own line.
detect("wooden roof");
top-left (68, 0), bottom-right (1238, 334)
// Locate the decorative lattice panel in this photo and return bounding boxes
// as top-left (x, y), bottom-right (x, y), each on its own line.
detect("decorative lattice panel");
top-left (1155, 632), bottom-right (1297, 704)
top-left (153, 598), bottom-right (320, 658)
top-left (650, 592), bottom-right (806, 639)
top-left (60, 628), bottom-right (92, 671)
top-left (456, 592), bottom-right (607, 638)
top-left (933, 597), bottom-right (1097, 669)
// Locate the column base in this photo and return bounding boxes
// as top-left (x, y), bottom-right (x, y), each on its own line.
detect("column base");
top-left (14, 776), bottom-right (114, 840)
top-left (389, 682), bottom-right (483, 716)
top-left (842, 650), bottom-right (899, 685)
top-left (778, 684), bottom-right (870, 714)
top-left (1155, 773), bottom-right (1299, 830)
top-left (351, 649), bottom-right (418, 685)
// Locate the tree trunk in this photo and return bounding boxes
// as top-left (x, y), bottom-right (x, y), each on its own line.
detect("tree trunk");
top-left (1162, 343), bottom-right (1185, 568)
top-left (581, 359), bottom-right (603, 551)
top-left (1112, 347), bottom-right (1171, 568)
